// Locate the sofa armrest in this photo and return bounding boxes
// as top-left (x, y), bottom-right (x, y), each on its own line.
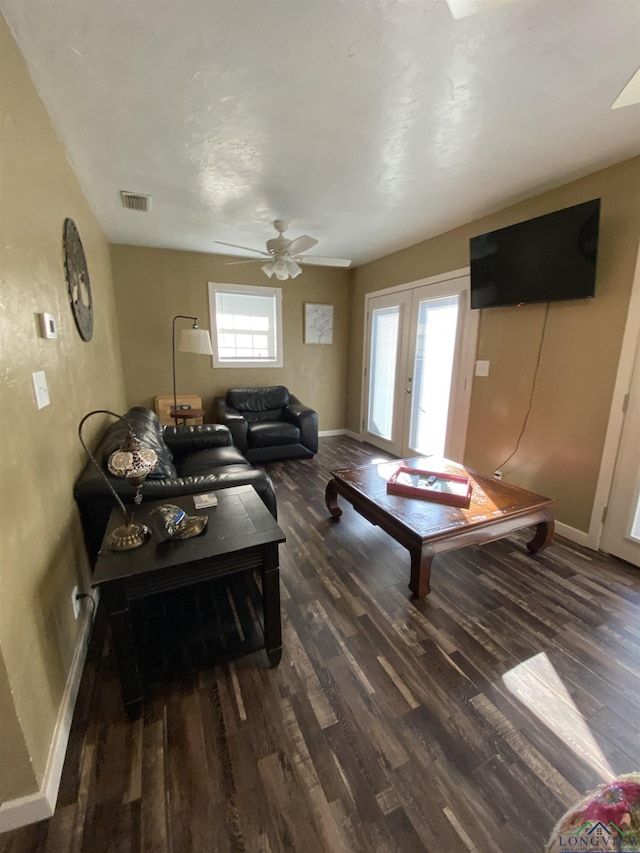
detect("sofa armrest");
top-left (284, 395), bottom-right (318, 453)
top-left (162, 423), bottom-right (232, 455)
top-left (214, 396), bottom-right (248, 451)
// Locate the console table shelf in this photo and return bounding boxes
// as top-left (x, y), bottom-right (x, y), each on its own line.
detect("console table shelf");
top-left (131, 571), bottom-right (266, 686)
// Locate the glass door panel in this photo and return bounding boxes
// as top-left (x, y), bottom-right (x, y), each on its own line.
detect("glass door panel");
top-left (367, 306), bottom-right (400, 441)
top-left (408, 295), bottom-right (459, 456)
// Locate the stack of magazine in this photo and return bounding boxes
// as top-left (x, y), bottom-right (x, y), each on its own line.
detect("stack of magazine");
top-left (193, 492), bottom-right (218, 509)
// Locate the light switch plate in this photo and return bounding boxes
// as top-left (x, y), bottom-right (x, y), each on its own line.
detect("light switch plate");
top-left (32, 370), bottom-right (50, 409)
top-left (475, 360), bottom-right (490, 377)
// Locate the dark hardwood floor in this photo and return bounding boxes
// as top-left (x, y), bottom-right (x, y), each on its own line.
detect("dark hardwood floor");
top-left (3, 436), bottom-right (639, 852)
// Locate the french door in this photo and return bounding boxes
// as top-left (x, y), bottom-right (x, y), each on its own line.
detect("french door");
top-left (362, 273), bottom-right (477, 460)
top-left (600, 334), bottom-right (640, 567)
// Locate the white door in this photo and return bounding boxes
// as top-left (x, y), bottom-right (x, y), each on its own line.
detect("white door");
top-left (600, 337), bottom-right (640, 567)
top-left (363, 273), bottom-right (476, 461)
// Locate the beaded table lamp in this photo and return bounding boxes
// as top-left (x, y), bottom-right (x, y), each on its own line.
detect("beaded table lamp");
top-left (78, 410), bottom-right (158, 550)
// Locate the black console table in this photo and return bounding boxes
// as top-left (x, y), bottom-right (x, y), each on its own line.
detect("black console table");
top-left (92, 485), bottom-right (285, 719)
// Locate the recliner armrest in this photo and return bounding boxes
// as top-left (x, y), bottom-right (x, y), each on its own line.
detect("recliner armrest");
top-left (163, 423), bottom-right (232, 456)
top-left (283, 395), bottom-right (318, 453)
top-left (214, 397), bottom-right (248, 451)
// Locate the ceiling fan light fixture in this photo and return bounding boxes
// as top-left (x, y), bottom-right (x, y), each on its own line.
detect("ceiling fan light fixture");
top-left (286, 259), bottom-right (302, 278)
top-left (273, 255), bottom-right (290, 281)
top-left (261, 255), bottom-right (301, 280)
top-left (221, 221), bottom-right (352, 279)
top-left (261, 260), bottom-right (276, 278)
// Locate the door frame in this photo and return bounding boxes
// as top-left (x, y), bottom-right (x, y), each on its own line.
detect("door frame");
top-left (359, 267), bottom-right (478, 459)
top-left (589, 241), bottom-right (640, 550)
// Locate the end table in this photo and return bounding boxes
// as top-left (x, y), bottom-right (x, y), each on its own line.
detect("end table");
top-left (92, 485), bottom-right (285, 719)
top-left (170, 407), bottom-right (205, 426)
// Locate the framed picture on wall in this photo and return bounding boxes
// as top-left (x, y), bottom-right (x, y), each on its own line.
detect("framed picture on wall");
top-left (304, 303), bottom-right (333, 344)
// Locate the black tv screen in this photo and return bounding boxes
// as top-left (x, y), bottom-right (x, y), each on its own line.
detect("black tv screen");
top-left (470, 198), bottom-right (601, 309)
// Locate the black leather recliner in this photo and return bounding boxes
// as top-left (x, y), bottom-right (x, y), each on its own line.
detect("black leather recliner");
top-left (213, 386), bottom-right (318, 464)
top-left (74, 406), bottom-right (277, 565)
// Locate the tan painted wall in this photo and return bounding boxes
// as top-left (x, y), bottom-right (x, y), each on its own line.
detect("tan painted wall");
top-left (110, 245), bottom-right (351, 430)
top-left (349, 157), bottom-right (640, 532)
top-left (0, 16), bottom-right (126, 800)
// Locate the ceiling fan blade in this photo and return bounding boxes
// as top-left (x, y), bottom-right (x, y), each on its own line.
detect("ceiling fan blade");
top-left (297, 255), bottom-right (352, 268)
top-left (213, 240), bottom-right (270, 258)
top-left (284, 235), bottom-right (318, 256)
top-left (224, 259), bottom-right (261, 266)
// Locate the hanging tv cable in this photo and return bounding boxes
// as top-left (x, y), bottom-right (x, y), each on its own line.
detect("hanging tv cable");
top-left (495, 302), bottom-right (551, 475)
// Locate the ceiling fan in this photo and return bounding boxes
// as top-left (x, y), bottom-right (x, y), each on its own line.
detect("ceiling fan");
top-left (213, 220), bottom-right (352, 280)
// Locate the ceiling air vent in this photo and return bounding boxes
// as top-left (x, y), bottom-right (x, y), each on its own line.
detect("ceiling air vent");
top-left (120, 191), bottom-right (151, 212)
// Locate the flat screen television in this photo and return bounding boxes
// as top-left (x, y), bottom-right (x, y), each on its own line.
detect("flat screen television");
top-left (470, 198), bottom-right (601, 309)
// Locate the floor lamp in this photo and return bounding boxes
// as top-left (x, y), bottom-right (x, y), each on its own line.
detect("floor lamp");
top-left (172, 315), bottom-right (214, 414)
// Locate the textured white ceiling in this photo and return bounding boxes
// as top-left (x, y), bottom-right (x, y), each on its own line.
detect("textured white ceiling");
top-left (2, 0), bottom-right (640, 265)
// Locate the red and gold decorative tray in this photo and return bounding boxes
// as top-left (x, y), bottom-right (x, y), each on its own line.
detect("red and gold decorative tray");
top-left (386, 466), bottom-right (472, 508)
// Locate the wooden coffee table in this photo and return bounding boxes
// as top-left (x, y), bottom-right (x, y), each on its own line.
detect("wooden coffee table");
top-left (325, 457), bottom-right (554, 599)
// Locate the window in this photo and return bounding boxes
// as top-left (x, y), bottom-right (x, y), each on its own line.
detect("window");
top-left (208, 282), bottom-right (283, 368)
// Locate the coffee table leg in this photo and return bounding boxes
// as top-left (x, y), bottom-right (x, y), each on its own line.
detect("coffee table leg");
top-left (409, 544), bottom-right (434, 599)
top-left (325, 478), bottom-right (343, 519)
top-left (526, 510), bottom-right (555, 554)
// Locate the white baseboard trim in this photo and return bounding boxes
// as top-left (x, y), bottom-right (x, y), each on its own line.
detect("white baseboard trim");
top-left (317, 429), bottom-right (363, 442)
top-left (0, 598), bottom-right (96, 833)
top-left (554, 521), bottom-right (592, 548)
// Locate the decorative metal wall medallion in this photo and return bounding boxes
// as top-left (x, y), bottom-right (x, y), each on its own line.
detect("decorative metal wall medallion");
top-left (63, 218), bottom-right (93, 341)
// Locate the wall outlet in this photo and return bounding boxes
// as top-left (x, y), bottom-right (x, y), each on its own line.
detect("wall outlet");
top-left (493, 470), bottom-right (503, 480)
top-left (71, 585), bottom-right (80, 619)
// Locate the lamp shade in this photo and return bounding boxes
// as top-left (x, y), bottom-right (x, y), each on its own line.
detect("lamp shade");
top-left (178, 327), bottom-right (213, 355)
top-left (107, 432), bottom-right (157, 484)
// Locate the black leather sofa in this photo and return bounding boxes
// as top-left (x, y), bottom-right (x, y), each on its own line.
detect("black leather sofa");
top-left (213, 386), bottom-right (318, 464)
top-left (74, 406), bottom-right (277, 565)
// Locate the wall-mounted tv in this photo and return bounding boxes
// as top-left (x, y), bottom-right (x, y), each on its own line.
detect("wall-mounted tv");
top-left (470, 198), bottom-right (601, 309)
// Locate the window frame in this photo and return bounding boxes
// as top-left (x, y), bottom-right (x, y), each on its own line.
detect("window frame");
top-left (208, 282), bottom-right (284, 368)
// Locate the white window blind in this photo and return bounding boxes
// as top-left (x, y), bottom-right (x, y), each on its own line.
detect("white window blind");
top-left (208, 283), bottom-right (283, 368)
